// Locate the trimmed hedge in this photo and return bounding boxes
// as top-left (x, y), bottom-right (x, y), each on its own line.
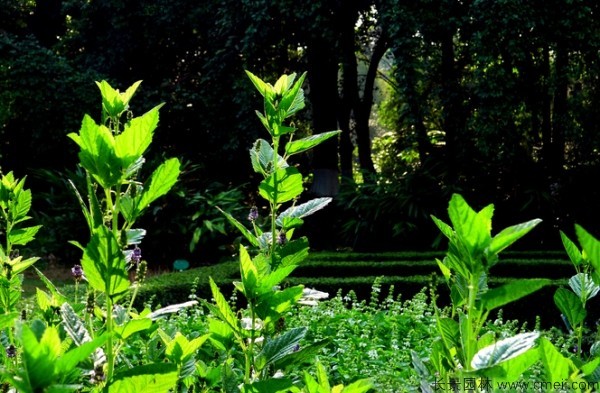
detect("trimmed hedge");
top-left (134, 261), bottom-right (238, 308)
top-left (136, 249), bottom-right (574, 328)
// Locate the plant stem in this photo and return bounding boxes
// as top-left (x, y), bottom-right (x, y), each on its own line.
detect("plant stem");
top-left (269, 137), bottom-right (280, 266)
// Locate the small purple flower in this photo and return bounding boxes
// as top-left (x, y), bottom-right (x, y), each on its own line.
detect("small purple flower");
top-left (6, 345), bottom-right (15, 358)
top-left (131, 246), bottom-right (142, 265)
top-left (276, 231), bottom-right (287, 245)
top-left (71, 265), bottom-right (83, 282)
top-left (248, 206), bottom-right (259, 222)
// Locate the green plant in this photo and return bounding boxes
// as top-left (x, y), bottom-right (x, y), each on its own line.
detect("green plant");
top-left (65, 79), bottom-right (184, 389)
top-left (414, 194), bottom-right (550, 389)
top-left (205, 70), bottom-right (371, 391)
top-left (554, 228), bottom-right (600, 359)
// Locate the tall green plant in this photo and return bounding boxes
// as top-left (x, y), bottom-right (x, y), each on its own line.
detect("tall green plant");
top-left (414, 194), bottom-right (549, 389)
top-left (0, 172), bottom-right (41, 380)
top-left (67, 80), bottom-right (182, 389)
top-left (207, 71), bottom-right (370, 391)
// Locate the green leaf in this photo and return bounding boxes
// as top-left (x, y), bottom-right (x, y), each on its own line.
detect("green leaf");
top-left (9, 225), bottom-right (42, 246)
top-left (447, 194), bottom-right (493, 256)
top-left (480, 346), bottom-right (539, 382)
top-left (487, 219), bottom-right (542, 256)
top-left (471, 332), bottom-right (539, 370)
top-left (81, 226), bottom-right (129, 299)
top-left (561, 231), bottom-right (584, 266)
top-left (60, 303), bottom-right (106, 367)
top-left (10, 256), bottom-right (39, 275)
top-left (259, 265), bottom-right (297, 294)
top-left (431, 216), bottom-right (455, 240)
top-left (285, 131), bottom-right (341, 156)
top-left (137, 158), bottom-right (180, 213)
top-left (115, 104), bottom-right (161, 168)
top-left (341, 379), bottom-right (373, 393)
top-left (280, 72), bottom-right (307, 117)
top-left (576, 225), bottom-right (600, 274)
top-left (115, 318), bottom-right (152, 340)
top-left (19, 324), bottom-right (59, 390)
top-left (554, 287), bottom-right (586, 327)
top-left (68, 115), bottom-right (121, 188)
top-left (240, 245), bottom-right (258, 298)
top-left (255, 327), bottom-right (307, 371)
top-left (55, 335), bottom-right (108, 377)
top-left (481, 279), bottom-right (551, 312)
top-left (246, 70), bottom-right (274, 98)
top-left (569, 273), bottom-right (600, 303)
top-left (10, 185), bottom-right (32, 222)
top-left (539, 337), bottom-right (577, 382)
top-left (276, 198), bottom-right (332, 227)
top-left (273, 339), bottom-right (329, 371)
top-left (437, 317), bottom-right (460, 349)
top-left (259, 167), bottom-right (303, 204)
top-left (250, 139), bottom-right (288, 176)
top-left (109, 363), bottom-right (178, 393)
top-left (279, 237), bottom-right (310, 267)
top-left (96, 80), bottom-right (142, 118)
top-left (0, 312), bottom-right (19, 331)
top-left (208, 277), bottom-right (240, 335)
top-left (216, 206), bottom-right (259, 247)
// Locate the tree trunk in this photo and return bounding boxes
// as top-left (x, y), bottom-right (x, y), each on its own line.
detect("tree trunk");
top-left (354, 33), bottom-right (388, 175)
top-left (439, 28), bottom-right (466, 181)
top-left (338, 3), bottom-right (359, 180)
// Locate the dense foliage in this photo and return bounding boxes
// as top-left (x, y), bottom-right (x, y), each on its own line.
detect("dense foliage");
top-left (3, 1), bottom-right (600, 261)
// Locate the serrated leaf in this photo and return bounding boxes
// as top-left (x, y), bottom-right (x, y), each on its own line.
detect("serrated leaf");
top-left (81, 226), bottom-right (129, 299)
top-left (438, 317), bottom-right (460, 349)
top-left (246, 70), bottom-right (274, 98)
top-left (554, 287), bottom-right (586, 327)
top-left (561, 231), bottom-right (584, 266)
top-left (208, 277), bottom-right (240, 335)
top-left (471, 332), bottom-right (539, 370)
top-left (137, 158), bottom-right (180, 213)
top-left (216, 206), bottom-right (259, 247)
top-left (250, 139), bottom-right (288, 176)
top-left (479, 346), bottom-right (539, 382)
top-left (115, 318), bottom-right (152, 340)
top-left (240, 245), bottom-right (258, 298)
top-left (259, 167), bottom-right (303, 204)
top-left (10, 256), bottom-right (39, 275)
top-left (539, 337), bottom-right (577, 382)
top-left (276, 198), bottom-right (332, 227)
top-left (569, 273), bottom-right (600, 303)
top-left (9, 225), bottom-right (42, 246)
top-left (35, 268), bottom-right (68, 305)
top-left (576, 225), bottom-right (600, 274)
top-left (256, 327), bottom-right (307, 371)
top-left (60, 303), bottom-right (106, 367)
top-left (431, 215), bottom-right (454, 240)
top-left (55, 334), bottom-right (108, 377)
top-left (481, 279), bottom-right (551, 312)
top-left (285, 130), bottom-right (340, 156)
top-left (487, 219), bottom-right (542, 256)
top-left (273, 339), bottom-right (329, 371)
top-left (115, 104), bottom-right (161, 168)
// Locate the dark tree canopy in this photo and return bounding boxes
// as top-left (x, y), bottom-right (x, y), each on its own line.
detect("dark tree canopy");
top-left (2, 0), bottom-right (600, 259)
